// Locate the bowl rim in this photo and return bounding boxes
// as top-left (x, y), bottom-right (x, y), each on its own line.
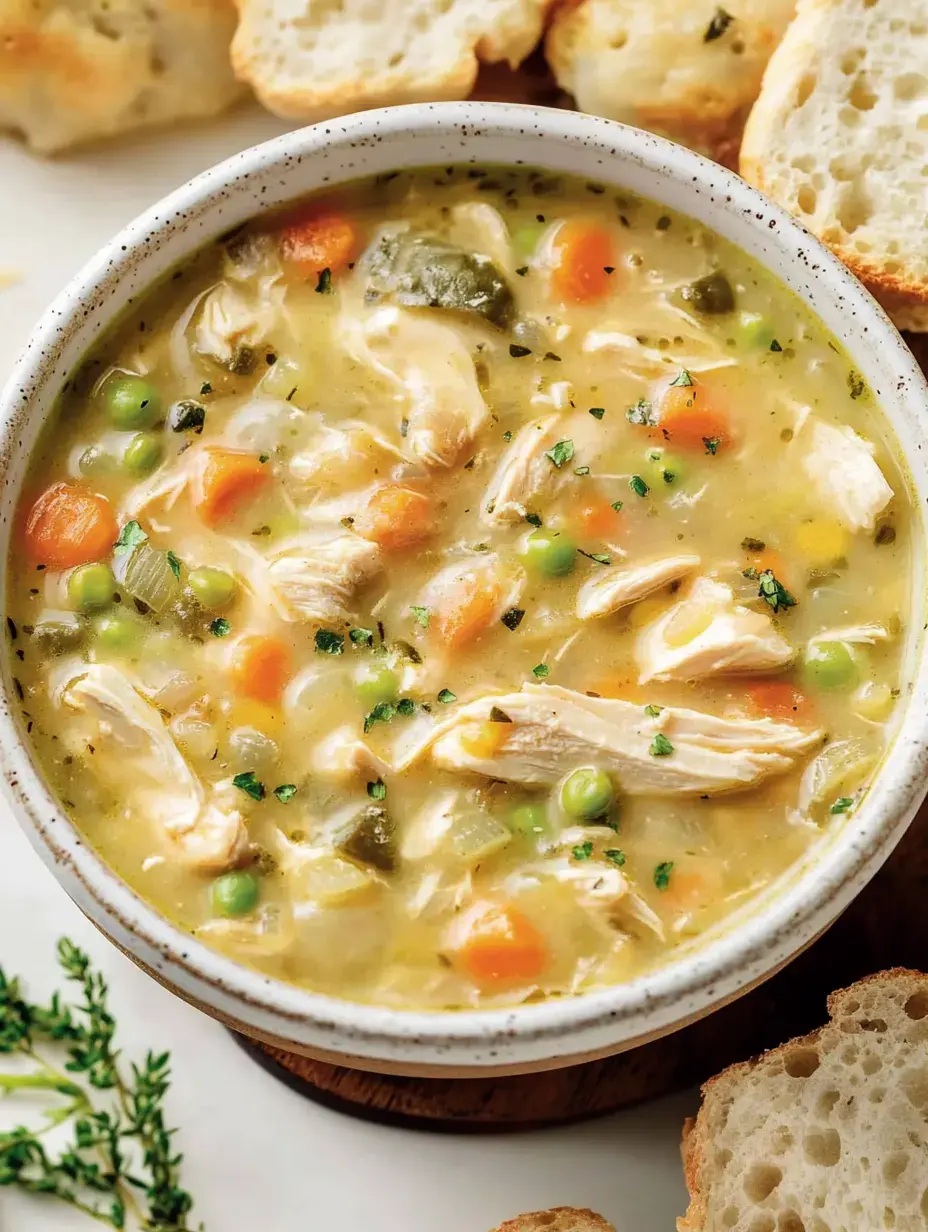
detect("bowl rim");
top-left (2, 100), bottom-right (927, 1069)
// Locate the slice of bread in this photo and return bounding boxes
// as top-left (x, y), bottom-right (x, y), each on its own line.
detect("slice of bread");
top-left (492, 1209), bottom-right (615, 1232)
top-left (231, 0), bottom-right (554, 121)
top-left (678, 969), bottom-right (928, 1232)
top-left (740, 0), bottom-right (928, 331)
top-left (0, 0), bottom-right (245, 155)
top-left (545, 0), bottom-right (796, 165)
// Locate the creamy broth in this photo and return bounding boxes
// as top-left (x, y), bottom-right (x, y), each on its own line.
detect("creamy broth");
top-left (7, 167), bottom-right (911, 1009)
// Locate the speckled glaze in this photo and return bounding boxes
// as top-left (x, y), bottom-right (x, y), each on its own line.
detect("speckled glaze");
top-left (1, 103), bottom-right (927, 1075)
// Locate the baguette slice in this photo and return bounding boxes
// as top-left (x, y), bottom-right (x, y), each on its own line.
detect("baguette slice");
top-left (492, 1210), bottom-right (615, 1232)
top-left (740, 0), bottom-right (928, 331)
top-left (231, 0), bottom-right (553, 121)
top-left (679, 969), bottom-right (928, 1231)
top-left (546, 0), bottom-right (796, 165)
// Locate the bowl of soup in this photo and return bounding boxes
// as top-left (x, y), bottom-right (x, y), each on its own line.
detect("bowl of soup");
top-left (2, 103), bottom-right (927, 1074)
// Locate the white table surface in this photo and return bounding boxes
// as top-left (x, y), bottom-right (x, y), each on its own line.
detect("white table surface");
top-left (0, 103), bottom-right (694, 1232)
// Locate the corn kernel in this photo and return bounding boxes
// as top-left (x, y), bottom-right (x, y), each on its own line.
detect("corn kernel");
top-left (793, 518), bottom-right (850, 568)
top-left (459, 721), bottom-right (509, 760)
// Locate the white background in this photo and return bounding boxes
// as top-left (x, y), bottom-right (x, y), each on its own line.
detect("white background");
top-left (0, 103), bottom-right (693, 1231)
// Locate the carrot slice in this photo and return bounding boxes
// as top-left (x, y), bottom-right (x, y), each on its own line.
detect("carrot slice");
top-left (278, 208), bottom-right (357, 276)
top-left (654, 378), bottom-right (732, 452)
top-left (196, 451), bottom-right (269, 528)
top-left (23, 482), bottom-right (118, 569)
top-left (746, 680), bottom-right (813, 722)
top-left (571, 498), bottom-right (623, 540)
top-left (230, 635), bottom-right (293, 705)
top-left (456, 904), bottom-right (548, 986)
top-left (356, 485), bottom-right (434, 553)
top-left (434, 579), bottom-right (502, 651)
top-left (550, 220), bottom-right (617, 303)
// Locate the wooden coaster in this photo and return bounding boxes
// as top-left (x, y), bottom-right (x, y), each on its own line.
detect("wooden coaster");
top-left (233, 796), bottom-right (928, 1131)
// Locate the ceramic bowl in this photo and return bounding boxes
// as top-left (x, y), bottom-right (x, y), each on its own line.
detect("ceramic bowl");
top-left (2, 103), bottom-right (927, 1076)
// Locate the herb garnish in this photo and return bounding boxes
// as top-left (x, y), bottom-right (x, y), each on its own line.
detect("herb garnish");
top-left (741, 537), bottom-right (766, 552)
top-left (770, 339), bottom-right (783, 353)
top-left (578, 549), bottom-right (611, 565)
top-left (650, 732), bottom-right (674, 757)
top-left (626, 398), bottom-right (656, 426)
top-left (501, 608), bottom-right (525, 631)
top-left (165, 550), bottom-right (182, 580)
top-left (611, 500), bottom-right (624, 513)
top-left (349, 627), bottom-right (375, 647)
top-left (644, 704), bottom-right (663, 718)
top-left (515, 266), bottom-right (529, 277)
top-left (315, 629), bottom-right (345, 655)
top-left (757, 569), bottom-right (797, 613)
top-left (199, 381), bottom-right (212, 395)
top-left (604, 849), bottom-right (627, 867)
top-left (532, 663), bottom-right (550, 679)
top-left (114, 520), bottom-right (147, 556)
top-left (367, 780), bottom-right (387, 801)
top-left (503, 430), bottom-right (513, 442)
top-left (209, 617), bottom-right (231, 638)
top-left (410, 605), bottom-right (431, 629)
top-left (544, 439), bottom-right (575, 468)
top-left (233, 771), bottom-right (265, 801)
top-left (703, 436), bottom-right (721, 455)
top-left (274, 784), bottom-right (297, 803)
top-left (654, 861), bottom-right (674, 890)
top-left (572, 841), bottom-right (594, 861)
top-left (668, 368), bottom-right (694, 387)
top-left (629, 475), bottom-right (650, 498)
top-left (830, 796), bottom-right (855, 815)
top-left (589, 407), bottom-right (606, 420)
top-left (847, 370), bottom-right (866, 400)
top-left (574, 466), bottom-right (590, 476)
top-left (875, 524), bottom-right (896, 546)
top-left (704, 7), bottom-right (734, 41)
top-left (396, 698), bottom-right (416, 717)
top-left (437, 688), bottom-right (457, 704)
top-left (363, 702), bottom-right (396, 733)
top-left (315, 267), bottom-right (333, 294)
top-left (509, 344), bottom-right (532, 358)
top-left (525, 512), bottom-right (543, 528)
top-left (489, 706), bottom-right (513, 723)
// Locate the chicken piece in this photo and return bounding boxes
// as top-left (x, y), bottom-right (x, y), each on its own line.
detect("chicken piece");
top-left (448, 203), bottom-right (514, 275)
top-left (399, 682), bottom-right (822, 796)
top-left (808, 622), bottom-right (890, 648)
top-left (289, 419), bottom-right (405, 495)
top-left (195, 276), bottom-right (286, 370)
top-left (577, 554), bottom-right (701, 620)
top-left (268, 531), bottom-right (382, 624)
top-left (636, 576), bottom-right (794, 683)
top-left (797, 415), bottom-right (893, 532)
top-left (342, 305), bottom-right (488, 467)
top-left (419, 552), bottom-right (526, 647)
top-left (481, 413), bottom-right (568, 524)
top-left (54, 664), bottom-right (248, 871)
top-left (310, 725), bottom-right (388, 783)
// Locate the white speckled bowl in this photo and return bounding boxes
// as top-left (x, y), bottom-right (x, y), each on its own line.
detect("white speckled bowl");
top-left (2, 103), bottom-right (927, 1076)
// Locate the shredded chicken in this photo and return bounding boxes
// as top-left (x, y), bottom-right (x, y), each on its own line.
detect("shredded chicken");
top-left (808, 622), bottom-right (890, 647)
top-left (54, 663), bottom-right (248, 871)
top-left (797, 415), bottom-right (893, 532)
top-left (289, 419), bottom-right (405, 495)
top-left (310, 725), bottom-right (388, 782)
top-left (576, 554), bottom-right (701, 620)
top-left (448, 203), bottom-right (513, 274)
top-left (636, 576), bottom-right (794, 682)
top-left (481, 413), bottom-right (565, 524)
top-left (268, 531), bottom-right (382, 624)
top-left (397, 682), bottom-right (822, 795)
top-left (195, 277), bottom-right (285, 368)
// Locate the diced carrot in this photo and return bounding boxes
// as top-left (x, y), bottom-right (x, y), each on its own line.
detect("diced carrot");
top-left (277, 207), bottom-right (357, 276)
top-left (571, 498), bottom-right (623, 540)
top-left (23, 482), bottom-right (118, 569)
top-left (196, 451), bottom-right (269, 528)
top-left (357, 485), bottom-right (435, 552)
top-left (230, 635), bottom-right (293, 705)
top-left (455, 904), bottom-right (548, 986)
top-left (747, 679), bottom-right (814, 723)
top-left (550, 220), bottom-right (618, 304)
top-left (653, 378), bottom-right (732, 452)
top-left (434, 579), bottom-right (501, 650)
top-left (659, 869), bottom-right (713, 912)
top-left (744, 546), bottom-right (793, 591)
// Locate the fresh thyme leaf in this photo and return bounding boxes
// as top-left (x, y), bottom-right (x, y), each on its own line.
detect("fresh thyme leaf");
top-left (604, 848), bottom-right (627, 867)
top-left (367, 779), bottom-right (387, 801)
top-left (233, 770), bottom-right (265, 801)
top-left (650, 732), bottom-right (674, 757)
top-left (501, 607), bottom-right (525, 631)
top-left (209, 617), bottom-right (231, 638)
top-left (274, 784), bottom-right (297, 803)
top-left (589, 406), bottom-right (606, 420)
top-left (544, 438), bottom-right (575, 468)
top-left (626, 398), bottom-right (656, 426)
top-left (572, 840), bottom-right (594, 861)
top-left (757, 569), bottom-right (797, 613)
top-left (315, 628), bottom-right (345, 654)
top-left (532, 663), bottom-right (550, 679)
top-left (644, 704), bottom-right (663, 718)
top-left (654, 861), bottom-right (674, 890)
top-left (113, 520), bottom-right (147, 557)
top-left (668, 368), bottom-right (694, 387)
top-left (578, 549), bottom-right (611, 565)
top-left (489, 706), bottom-right (513, 723)
top-left (629, 475), bottom-right (649, 498)
top-left (410, 605), bottom-right (431, 629)
top-left (165, 550), bottom-right (182, 580)
top-left (830, 796), bottom-right (855, 814)
top-left (437, 688), bottom-right (457, 704)
top-left (703, 436), bottom-right (721, 455)
top-left (315, 267), bottom-right (333, 294)
top-left (704, 6), bottom-right (734, 40)
top-left (349, 626), bottom-right (374, 647)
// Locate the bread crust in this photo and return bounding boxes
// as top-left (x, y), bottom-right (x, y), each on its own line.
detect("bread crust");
top-left (492, 1209), bottom-right (615, 1232)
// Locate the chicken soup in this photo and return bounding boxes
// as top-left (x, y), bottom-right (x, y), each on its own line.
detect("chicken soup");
top-left (7, 167), bottom-right (912, 1009)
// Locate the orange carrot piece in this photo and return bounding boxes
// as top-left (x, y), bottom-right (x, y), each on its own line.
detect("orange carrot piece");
top-left (747, 679), bottom-right (814, 722)
top-left (744, 546), bottom-right (794, 591)
top-left (230, 635), bottom-right (293, 705)
top-left (196, 451), bottom-right (269, 528)
top-left (357, 485), bottom-right (435, 552)
top-left (655, 378), bottom-right (732, 452)
top-left (434, 579), bottom-right (502, 651)
top-left (278, 208), bottom-right (357, 276)
top-left (456, 904), bottom-right (548, 986)
top-left (571, 498), bottom-right (623, 540)
top-left (23, 482), bottom-right (117, 569)
top-left (550, 220), bottom-right (617, 304)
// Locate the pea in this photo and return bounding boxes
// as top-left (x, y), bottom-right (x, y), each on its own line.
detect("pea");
top-left (188, 566), bottom-right (237, 610)
top-left (100, 373), bottom-right (160, 430)
top-left (508, 801), bottom-right (548, 836)
top-left (801, 641), bottom-right (860, 692)
top-left (93, 610), bottom-right (145, 654)
top-left (122, 431), bottom-right (163, 477)
top-left (737, 311), bottom-right (777, 351)
top-left (645, 448), bottom-right (685, 486)
top-left (354, 660), bottom-right (399, 708)
top-left (522, 528), bottom-right (577, 578)
top-left (210, 871), bottom-right (259, 917)
top-left (67, 563), bottom-right (115, 613)
top-left (560, 767), bottom-right (614, 820)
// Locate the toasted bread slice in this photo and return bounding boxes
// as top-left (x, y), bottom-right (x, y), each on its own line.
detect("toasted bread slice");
top-left (678, 969), bottom-right (928, 1231)
top-left (0, 0), bottom-right (245, 155)
top-left (545, 0), bottom-right (796, 165)
top-left (231, 0), bottom-right (554, 121)
top-left (741, 0), bottom-right (928, 330)
top-left (492, 1209), bottom-right (615, 1232)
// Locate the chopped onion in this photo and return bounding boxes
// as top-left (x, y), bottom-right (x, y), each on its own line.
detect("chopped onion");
top-left (113, 542), bottom-right (179, 613)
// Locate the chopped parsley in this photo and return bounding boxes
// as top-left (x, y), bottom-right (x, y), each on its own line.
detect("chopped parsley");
top-left (650, 732), bottom-right (674, 757)
top-left (589, 406), bottom-right (606, 420)
top-left (578, 549), bottom-right (611, 565)
top-left (233, 771), bottom-right (265, 802)
top-left (349, 626), bottom-right (375, 647)
top-left (315, 628), bottom-right (345, 655)
top-left (525, 513), bottom-right (543, 530)
top-left (503, 430), bottom-right (513, 442)
top-left (653, 861), bottom-right (674, 890)
top-left (644, 704), bottom-right (663, 718)
top-left (830, 796), bottom-right (855, 815)
top-left (437, 688), bottom-right (457, 704)
top-left (758, 569), bottom-right (797, 613)
top-left (572, 841), bottom-right (594, 861)
top-left (847, 369), bottom-right (866, 400)
top-left (489, 706), bottom-right (513, 723)
top-left (532, 663), bottom-right (550, 679)
top-left (210, 617), bottom-right (231, 638)
top-left (741, 537), bottom-right (766, 552)
top-left (703, 436), bottom-right (721, 455)
top-left (611, 500), bottom-right (624, 513)
top-left (770, 339), bottom-right (783, 353)
top-left (668, 368), bottom-right (694, 387)
top-left (501, 607), bottom-right (525, 631)
top-left (274, 784), bottom-right (297, 803)
top-left (626, 398), bottom-right (656, 426)
top-left (704, 6), bottom-right (734, 41)
top-left (166, 550), bottom-right (182, 579)
top-left (396, 698), bottom-right (416, 717)
top-left (410, 605), bottom-right (431, 629)
top-left (544, 438), bottom-right (575, 468)
top-left (259, 453), bottom-right (270, 464)
top-left (604, 849), bottom-right (627, 867)
top-left (400, 417), bottom-right (409, 438)
top-left (629, 475), bottom-right (650, 498)
top-left (200, 382), bottom-right (213, 395)
top-left (367, 779), bottom-right (387, 801)
top-left (363, 701), bottom-right (396, 733)
top-left (315, 267), bottom-right (333, 294)
top-left (509, 343), bottom-right (532, 358)
top-left (515, 266), bottom-right (529, 277)
top-left (574, 466), bottom-right (591, 476)
top-left (114, 520), bottom-right (147, 556)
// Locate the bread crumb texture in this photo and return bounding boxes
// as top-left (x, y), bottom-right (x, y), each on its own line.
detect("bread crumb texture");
top-left (678, 969), bottom-right (928, 1232)
top-left (492, 1208), bottom-right (615, 1232)
top-left (741, 0), bottom-right (928, 327)
top-left (231, 0), bottom-right (554, 120)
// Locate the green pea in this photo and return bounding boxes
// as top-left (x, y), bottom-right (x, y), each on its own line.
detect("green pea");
top-left (354, 660), bottom-right (399, 708)
top-left (188, 566), bottom-right (237, 610)
top-left (93, 610), bottom-right (145, 654)
top-left (560, 767), bottom-right (614, 820)
top-left (737, 311), bottom-right (777, 351)
top-left (508, 801), bottom-right (548, 837)
top-left (100, 373), bottom-right (161, 430)
top-left (512, 221), bottom-right (547, 262)
top-left (522, 528), bottom-right (577, 578)
top-left (801, 641), bottom-right (860, 692)
top-left (122, 431), bottom-right (163, 477)
top-left (210, 871), bottom-right (259, 918)
top-left (67, 563), bottom-right (115, 613)
top-left (645, 447), bottom-right (685, 486)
